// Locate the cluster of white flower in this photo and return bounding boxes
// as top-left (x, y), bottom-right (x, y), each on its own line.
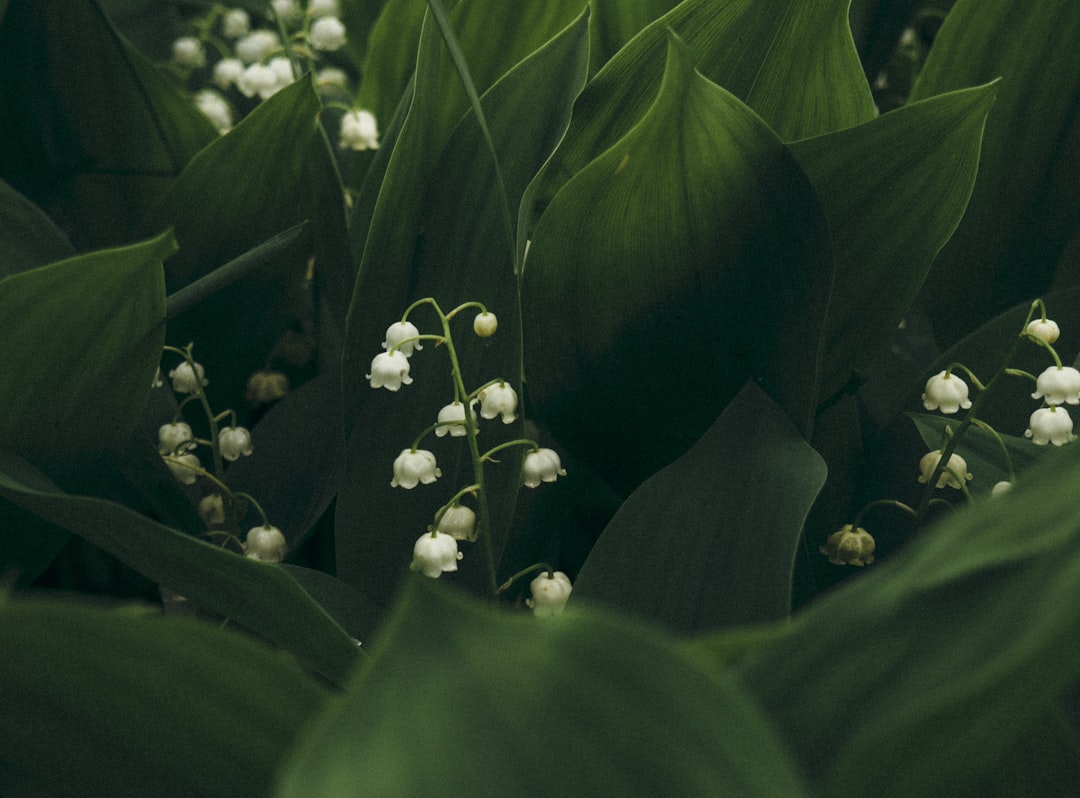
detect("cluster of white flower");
top-left (367, 302), bottom-right (569, 611)
top-left (168, 2), bottom-right (376, 147)
top-left (156, 348), bottom-right (283, 562)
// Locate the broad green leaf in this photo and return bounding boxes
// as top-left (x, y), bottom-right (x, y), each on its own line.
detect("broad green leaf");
top-left (910, 0), bottom-right (1080, 346)
top-left (141, 77), bottom-right (346, 409)
top-left (0, 230), bottom-right (172, 488)
top-left (0, 594), bottom-right (331, 798)
top-left (586, 0), bottom-right (679, 74)
top-left (0, 0), bottom-right (215, 249)
top-left (521, 33), bottom-right (832, 492)
top-left (573, 382), bottom-right (826, 632)
top-left (0, 179), bottom-right (73, 277)
top-left (734, 441), bottom-right (1080, 795)
top-left (530, 0), bottom-right (874, 224)
top-left (275, 578), bottom-right (807, 797)
top-left (338, 5), bottom-right (590, 605)
top-left (791, 84), bottom-right (997, 397)
top-left (0, 452), bottom-right (360, 686)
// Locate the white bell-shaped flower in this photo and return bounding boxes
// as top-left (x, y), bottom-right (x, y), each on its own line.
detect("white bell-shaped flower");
top-left (819, 524), bottom-right (875, 567)
top-left (522, 448), bottom-right (566, 488)
top-left (164, 453), bottom-right (202, 485)
top-left (1026, 318), bottom-right (1060, 345)
top-left (526, 571), bottom-right (573, 617)
top-left (1026, 406), bottom-right (1076, 446)
top-left (234, 30), bottom-right (280, 64)
top-left (172, 36), bottom-right (206, 67)
top-left (158, 422), bottom-right (193, 455)
top-left (391, 449), bottom-right (441, 489)
top-left (367, 350), bottom-right (412, 391)
top-left (382, 320), bottom-right (422, 356)
top-left (214, 57), bottom-right (245, 89)
top-left (410, 531), bottom-right (462, 578)
top-left (921, 370), bottom-right (972, 414)
top-left (244, 524), bottom-right (288, 562)
top-left (1032, 366), bottom-right (1080, 406)
top-left (309, 16), bottom-right (346, 51)
top-left (194, 89), bottom-right (232, 134)
top-left (221, 9), bottom-right (250, 38)
top-left (339, 109), bottom-right (380, 151)
top-left (219, 426), bottom-right (254, 461)
top-left (435, 401), bottom-right (477, 437)
top-left (198, 493), bottom-right (226, 526)
top-left (917, 450), bottom-right (971, 489)
top-left (308, 0), bottom-right (340, 16)
top-left (168, 360), bottom-right (208, 394)
top-left (435, 504), bottom-right (477, 542)
top-left (478, 382), bottom-right (518, 424)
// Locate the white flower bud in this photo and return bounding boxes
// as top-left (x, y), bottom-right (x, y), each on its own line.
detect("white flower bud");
top-left (168, 360), bottom-right (208, 394)
top-left (473, 311), bottom-right (497, 337)
top-left (526, 571), bottom-right (573, 616)
top-left (221, 9), bottom-right (251, 38)
top-left (172, 36), bottom-right (206, 67)
top-left (244, 524), bottom-right (287, 562)
top-left (1026, 318), bottom-right (1060, 345)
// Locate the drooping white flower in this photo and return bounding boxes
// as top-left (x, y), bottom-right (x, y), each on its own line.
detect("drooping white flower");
top-left (991, 480), bottom-right (1014, 497)
top-left (158, 422), bottom-right (193, 455)
top-left (526, 571), bottom-right (573, 617)
top-left (522, 448), bottom-right (566, 488)
top-left (1032, 366), bottom-right (1080, 406)
top-left (194, 89), bottom-right (233, 134)
top-left (409, 531), bottom-right (462, 578)
top-left (391, 449), bottom-right (441, 489)
top-left (219, 426), bottom-right (254, 460)
top-left (198, 493), bottom-right (226, 525)
top-left (1026, 318), bottom-right (1060, 345)
top-left (213, 57), bottom-right (245, 90)
top-left (316, 67), bottom-right (349, 95)
top-left (309, 16), bottom-right (346, 51)
top-left (819, 524), bottom-right (875, 567)
top-left (1026, 406), bottom-right (1076, 446)
top-left (172, 36), bottom-right (206, 67)
top-left (168, 360), bottom-right (208, 394)
top-left (435, 401), bottom-right (477, 437)
top-left (271, 0), bottom-right (301, 21)
top-left (473, 311), bottom-right (497, 337)
top-left (246, 370), bottom-right (290, 403)
top-left (221, 8), bottom-right (251, 38)
top-left (268, 56), bottom-right (295, 87)
top-left (367, 350), bottom-right (412, 391)
top-left (338, 109), bottom-right (379, 151)
top-left (164, 453), bottom-right (202, 485)
top-left (382, 320), bottom-right (422, 357)
top-left (244, 524), bottom-right (288, 562)
top-left (477, 381), bottom-right (518, 424)
top-left (237, 63), bottom-right (282, 99)
top-left (435, 504), bottom-right (477, 542)
top-left (921, 370), bottom-right (972, 414)
top-left (917, 450), bottom-right (971, 489)
top-left (235, 29), bottom-right (280, 64)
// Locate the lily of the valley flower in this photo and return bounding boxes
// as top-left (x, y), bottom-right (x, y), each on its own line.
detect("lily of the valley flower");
top-left (478, 382), bottom-right (518, 424)
top-left (172, 36), bottom-right (206, 67)
top-left (164, 453), bottom-right (202, 485)
top-left (436, 401), bottom-right (477, 437)
top-left (219, 426), bottom-right (254, 461)
top-left (526, 571), bottom-right (573, 617)
top-left (367, 350), bottom-right (412, 391)
top-left (917, 450), bottom-right (972, 489)
top-left (244, 524), bottom-right (287, 562)
top-left (473, 311), bottom-right (497, 337)
top-left (1026, 318), bottom-right (1061, 345)
top-left (1032, 366), bottom-right (1080, 406)
top-left (339, 109), bottom-right (380, 151)
top-left (410, 531), bottom-right (462, 578)
top-left (221, 8), bottom-right (250, 38)
top-left (382, 320), bottom-right (421, 356)
top-left (522, 448), bottom-right (566, 488)
top-left (391, 449), bottom-right (441, 488)
top-left (309, 15), bottom-right (346, 51)
top-left (235, 30), bottom-right (280, 64)
top-left (158, 422), bottom-right (193, 455)
top-left (820, 525), bottom-right (875, 567)
top-left (921, 370), bottom-right (972, 414)
top-left (1026, 406), bottom-right (1076, 446)
top-left (435, 504), bottom-right (477, 542)
top-left (169, 360), bottom-right (208, 394)
top-left (198, 493), bottom-right (226, 526)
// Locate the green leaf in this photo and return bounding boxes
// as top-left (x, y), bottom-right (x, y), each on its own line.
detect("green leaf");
top-left (733, 441), bottom-right (1080, 795)
top-left (791, 84), bottom-right (997, 397)
top-left (275, 578), bottom-right (807, 797)
top-left (586, 0), bottom-right (680, 74)
top-left (0, 230), bottom-right (173, 488)
top-left (140, 76), bottom-right (343, 409)
top-left (0, 0), bottom-right (215, 249)
top-left (531, 0), bottom-right (874, 223)
top-left (0, 594), bottom-right (332, 798)
top-left (0, 452), bottom-right (360, 686)
top-left (573, 382), bottom-right (826, 632)
top-left (521, 33), bottom-right (832, 492)
top-left (0, 178), bottom-right (74, 278)
top-left (337, 4), bottom-right (590, 605)
top-left (910, 0), bottom-right (1080, 346)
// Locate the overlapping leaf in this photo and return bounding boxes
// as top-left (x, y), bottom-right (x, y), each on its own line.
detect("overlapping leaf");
top-left (275, 577), bottom-right (807, 797)
top-left (573, 383), bottom-right (826, 632)
top-left (522, 34), bottom-right (832, 492)
top-left (0, 179), bottom-right (73, 278)
top-left (0, 595), bottom-right (332, 798)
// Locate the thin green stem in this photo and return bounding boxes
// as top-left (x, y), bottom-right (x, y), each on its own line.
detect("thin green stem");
top-left (496, 562), bottom-right (554, 594)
